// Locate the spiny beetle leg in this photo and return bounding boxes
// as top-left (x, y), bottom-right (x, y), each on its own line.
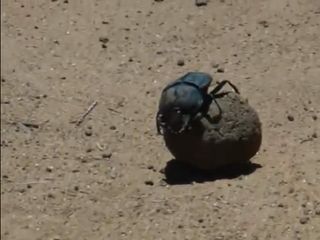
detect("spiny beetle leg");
top-left (156, 113), bottom-right (163, 135)
top-left (209, 80), bottom-right (239, 96)
top-left (212, 97), bottom-right (222, 119)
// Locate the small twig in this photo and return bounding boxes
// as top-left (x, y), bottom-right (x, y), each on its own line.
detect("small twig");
top-left (96, 142), bottom-right (105, 150)
top-left (16, 122), bottom-right (32, 135)
top-left (75, 101), bottom-right (98, 126)
top-left (6, 120), bottom-right (49, 129)
top-left (21, 122), bottom-right (40, 129)
top-left (107, 107), bottom-right (121, 114)
top-left (300, 138), bottom-right (314, 144)
top-left (4, 180), bottom-right (51, 185)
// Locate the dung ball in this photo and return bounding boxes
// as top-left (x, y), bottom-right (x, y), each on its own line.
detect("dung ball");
top-left (163, 92), bottom-right (262, 170)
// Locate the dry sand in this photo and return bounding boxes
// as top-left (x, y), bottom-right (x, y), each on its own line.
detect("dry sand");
top-left (1, 0), bottom-right (320, 239)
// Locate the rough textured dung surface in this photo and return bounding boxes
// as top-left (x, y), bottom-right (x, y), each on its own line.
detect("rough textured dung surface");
top-left (164, 93), bottom-right (262, 170)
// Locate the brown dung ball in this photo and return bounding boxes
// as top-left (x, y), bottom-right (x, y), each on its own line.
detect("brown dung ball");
top-left (163, 92), bottom-right (262, 170)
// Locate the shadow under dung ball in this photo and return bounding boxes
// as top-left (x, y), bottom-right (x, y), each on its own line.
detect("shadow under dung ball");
top-left (157, 72), bottom-right (262, 171)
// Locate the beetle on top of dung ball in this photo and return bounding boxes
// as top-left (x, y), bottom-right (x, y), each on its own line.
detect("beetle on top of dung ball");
top-left (156, 72), bottom-right (262, 171)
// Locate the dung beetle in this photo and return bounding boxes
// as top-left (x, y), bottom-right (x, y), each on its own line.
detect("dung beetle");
top-left (156, 72), bottom-right (239, 135)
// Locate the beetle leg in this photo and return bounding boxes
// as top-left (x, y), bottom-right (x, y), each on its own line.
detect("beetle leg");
top-left (156, 113), bottom-right (164, 135)
top-left (213, 92), bottom-right (229, 99)
top-left (178, 114), bottom-right (191, 133)
top-left (202, 97), bottom-right (222, 124)
top-left (212, 97), bottom-right (222, 119)
top-left (209, 80), bottom-right (239, 97)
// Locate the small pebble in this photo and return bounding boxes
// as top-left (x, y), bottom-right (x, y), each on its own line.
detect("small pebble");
top-left (288, 187), bottom-right (295, 193)
top-left (18, 188), bottom-right (26, 193)
top-left (287, 115), bottom-right (294, 121)
top-left (144, 180), bottom-right (154, 186)
top-left (86, 148), bottom-right (93, 153)
top-left (312, 132), bottom-right (317, 138)
top-left (312, 115), bottom-right (317, 121)
top-left (217, 67), bottom-right (225, 73)
top-left (102, 152), bottom-right (112, 159)
top-left (147, 165), bottom-right (155, 170)
top-left (46, 166), bottom-right (54, 172)
top-left (177, 59), bottom-right (185, 66)
top-left (99, 36), bottom-right (109, 44)
top-left (195, 0), bottom-right (208, 6)
top-left (258, 20), bottom-right (269, 28)
top-left (212, 63), bottom-right (220, 68)
top-left (110, 125), bottom-right (116, 130)
top-left (85, 129), bottom-right (93, 136)
top-left (299, 216), bottom-right (309, 224)
top-left (47, 193), bottom-right (55, 199)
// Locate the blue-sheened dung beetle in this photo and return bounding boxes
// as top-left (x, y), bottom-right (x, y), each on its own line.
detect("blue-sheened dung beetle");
top-left (156, 72), bottom-right (239, 135)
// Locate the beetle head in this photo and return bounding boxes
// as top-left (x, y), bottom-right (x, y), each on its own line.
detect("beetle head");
top-left (156, 107), bottom-right (192, 134)
top-left (156, 83), bottom-right (204, 135)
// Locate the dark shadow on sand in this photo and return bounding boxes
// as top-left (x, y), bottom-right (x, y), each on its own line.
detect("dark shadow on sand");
top-left (163, 159), bottom-right (262, 185)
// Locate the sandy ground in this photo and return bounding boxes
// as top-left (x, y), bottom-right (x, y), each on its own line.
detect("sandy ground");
top-left (1, 0), bottom-right (320, 239)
